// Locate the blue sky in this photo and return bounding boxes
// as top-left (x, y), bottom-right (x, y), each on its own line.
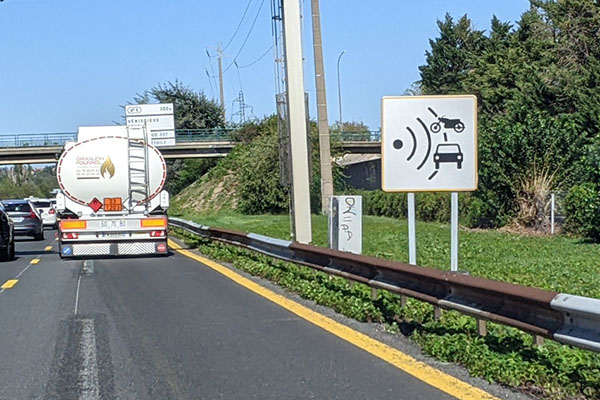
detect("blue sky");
top-left (0, 0), bottom-right (529, 134)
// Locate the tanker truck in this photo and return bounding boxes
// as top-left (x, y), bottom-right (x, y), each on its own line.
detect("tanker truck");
top-left (55, 125), bottom-right (170, 258)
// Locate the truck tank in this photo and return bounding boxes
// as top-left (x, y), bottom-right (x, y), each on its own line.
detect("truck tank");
top-left (55, 125), bottom-right (170, 258)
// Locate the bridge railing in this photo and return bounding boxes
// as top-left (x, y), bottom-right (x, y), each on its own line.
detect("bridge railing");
top-left (336, 130), bottom-right (381, 142)
top-left (175, 128), bottom-right (237, 142)
top-left (0, 129), bottom-right (382, 148)
top-left (0, 133), bottom-right (78, 148)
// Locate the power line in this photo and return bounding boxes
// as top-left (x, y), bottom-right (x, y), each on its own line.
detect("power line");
top-left (238, 44), bottom-right (274, 68)
top-left (205, 48), bottom-right (220, 94)
top-left (205, 68), bottom-right (215, 98)
top-left (222, 0), bottom-right (254, 51)
top-left (234, 61), bottom-right (243, 92)
top-left (223, 0), bottom-right (266, 74)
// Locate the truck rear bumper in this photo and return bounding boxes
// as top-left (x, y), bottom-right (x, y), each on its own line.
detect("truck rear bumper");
top-left (60, 240), bottom-right (168, 258)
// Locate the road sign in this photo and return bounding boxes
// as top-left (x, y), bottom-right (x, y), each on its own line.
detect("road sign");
top-left (150, 138), bottom-right (176, 147)
top-left (329, 196), bottom-right (362, 254)
top-left (125, 103), bottom-right (175, 148)
top-left (125, 103), bottom-right (174, 116)
top-left (381, 95), bottom-right (478, 192)
top-left (125, 115), bottom-right (175, 131)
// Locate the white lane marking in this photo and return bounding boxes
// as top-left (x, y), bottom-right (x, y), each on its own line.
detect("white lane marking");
top-left (74, 275), bottom-right (82, 315)
top-left (15, 263), bottom-right (33, 279)
top-left (78, 318), bottom-right (100, 400)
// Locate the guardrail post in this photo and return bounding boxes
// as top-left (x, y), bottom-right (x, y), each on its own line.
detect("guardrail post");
top-left (400, 295), bottom-right (407, 308)
top-left (534, 335), bottom-right (544, 346)
top-left (477, 319), bottom-right (487, 336)
top-left (434, 307), bottom-right (443, 320)
top-left (371, 287), bottom-right (378, 300)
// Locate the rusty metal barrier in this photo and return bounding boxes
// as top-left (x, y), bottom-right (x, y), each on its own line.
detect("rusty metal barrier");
top-left (168, 217), bottom-right (600, 353)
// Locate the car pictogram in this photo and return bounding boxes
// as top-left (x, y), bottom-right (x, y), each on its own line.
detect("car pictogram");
top-left (433, 143), bottom-right (463, 169)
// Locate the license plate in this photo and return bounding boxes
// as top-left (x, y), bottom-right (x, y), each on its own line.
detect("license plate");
top-left (99, 219), bottom-right (127, 229)
top-left (100, 232), bottom-right (129, 238)
top-left (12, 217), bottom-right (23, 223)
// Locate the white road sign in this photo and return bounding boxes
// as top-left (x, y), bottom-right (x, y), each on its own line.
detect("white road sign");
top-left (381, 95), bottom-right (478, 192)
top-left (150, 138), bottom-right (176, 147)
top-left (149, 130), bottom-right (175, 139)
top-left (125, 103), bottom-right (175, 148)
top-left (125, 103), bottom-right (174, 116)
top-left (126, 115), bottom-right (175, 131)
top-left (329, 196), bottom-right (362, 254)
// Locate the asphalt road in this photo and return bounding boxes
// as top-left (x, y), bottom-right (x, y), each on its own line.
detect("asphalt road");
top-left (0, 231), bottom-right (524, 400)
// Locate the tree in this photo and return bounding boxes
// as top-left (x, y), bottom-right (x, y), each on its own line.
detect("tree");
top-left (418, 14), bottom-right (486, 95)
top-left (132, 80), bottom-right (225, 130)
top-left (130, 80), bottom-right (225, 195)
top-left (417, 3), bottom-right (600, 228)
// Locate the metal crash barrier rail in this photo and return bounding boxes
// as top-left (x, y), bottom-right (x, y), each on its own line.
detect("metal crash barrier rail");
top-left (168, 217), bottom-right (600, 353)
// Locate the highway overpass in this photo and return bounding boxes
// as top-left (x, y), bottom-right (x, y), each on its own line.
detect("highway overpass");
top-left (0, 129), bottom-right (381, 165)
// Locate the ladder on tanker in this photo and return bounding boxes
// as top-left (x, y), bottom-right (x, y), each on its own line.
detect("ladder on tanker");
top-left (126, 125), bottom-right (150, 213)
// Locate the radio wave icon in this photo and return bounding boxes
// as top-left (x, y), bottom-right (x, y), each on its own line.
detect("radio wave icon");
top-left (392, 117), bottom-right (431, 171)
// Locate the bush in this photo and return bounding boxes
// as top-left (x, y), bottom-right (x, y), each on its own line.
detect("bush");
top-left (563, 183), bottom-right (600, 241)
top-left (349, 190), bottom-right (484, 224)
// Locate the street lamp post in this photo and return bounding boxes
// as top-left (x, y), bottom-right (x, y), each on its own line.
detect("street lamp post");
top-left (337, 50), bottom-right (346, 132)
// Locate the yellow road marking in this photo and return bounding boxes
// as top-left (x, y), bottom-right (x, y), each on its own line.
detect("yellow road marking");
top-left (44, 246), bottom-right (53, 251)
top-left (30, 258), bottom-right (40, 264)
top-left (168, 239), bottom-right (499, 400)
top-left (1, 279), bottom-right (18, 289)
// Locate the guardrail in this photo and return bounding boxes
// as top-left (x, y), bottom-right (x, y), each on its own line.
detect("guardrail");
top-left (168, 217), bottom-right (600, 353)
top-left (0, 129), bottom-right (382, 148)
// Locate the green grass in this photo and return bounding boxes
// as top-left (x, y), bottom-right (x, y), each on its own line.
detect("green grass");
top-left (173, 210), bottom-right (600, 298)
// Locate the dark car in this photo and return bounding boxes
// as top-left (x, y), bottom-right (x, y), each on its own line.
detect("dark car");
top-left (0, 206), bottom-right (15, 261)
top-left (2, 200), bottom-right (44, 241)
top-left (433, 143), bottom-right (463, 169)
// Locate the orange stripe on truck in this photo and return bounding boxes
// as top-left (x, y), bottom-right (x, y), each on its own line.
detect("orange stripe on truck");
top-left (60, 220), bottom-right (87, 230)
top-left (140, 218), bottom-right (167, 228)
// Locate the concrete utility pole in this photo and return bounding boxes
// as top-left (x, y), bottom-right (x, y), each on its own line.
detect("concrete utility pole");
top-left (217, 44), bottom-right (226, 120)
top-left (282, 0), bottom-right (312, 244)
top-left (310, 0), bottom-right (334, 215)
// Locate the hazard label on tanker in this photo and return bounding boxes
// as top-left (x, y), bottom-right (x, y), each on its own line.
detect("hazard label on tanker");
top-left (104, 197), bottom-right (123, 212)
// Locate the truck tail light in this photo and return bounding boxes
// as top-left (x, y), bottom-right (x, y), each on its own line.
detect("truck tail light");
top-left (157, 243), bottom-right (167, 253)
top-left (60, 220), bottom-right (87, 230)
top-left (62, 232), bottom-right (78, 239)
top-left (49, 208), bottom-right (56, 215)
top-left (141, 218), bottom-right (167, 228)
top-left (150, 230), bottom-right (165, 237)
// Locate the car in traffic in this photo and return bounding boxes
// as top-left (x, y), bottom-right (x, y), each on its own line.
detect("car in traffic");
top-left (2, 200), bottom-right (44, 240)
top-left (0, 205), bottom-right (15, 261)
top-left (26, 197), bottom-right (57, 228)
top-left (433, 143), bottom-right (463, 169)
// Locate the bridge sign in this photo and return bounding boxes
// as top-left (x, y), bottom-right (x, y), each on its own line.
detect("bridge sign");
top-left (381, 95), bottom-right (478, 192)
top-left (125, 103), bottom-right (175, 147)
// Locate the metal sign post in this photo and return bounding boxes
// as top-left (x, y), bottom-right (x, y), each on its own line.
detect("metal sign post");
top-left (381, 95), bottom-right (478, 271)
top-left (451, 192), bottom-right (458, 271)
top-left (551, 193), bottom-right (555, 235)
top-left (407, 193), bottom-right (416, 265)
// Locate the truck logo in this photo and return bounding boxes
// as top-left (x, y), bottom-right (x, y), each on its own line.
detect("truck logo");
top-left (100, 156), bottom-right (115, 179)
